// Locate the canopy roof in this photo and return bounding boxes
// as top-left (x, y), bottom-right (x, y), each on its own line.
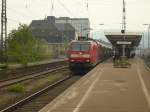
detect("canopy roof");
top-left (105, 32), bottom-right (142, 47)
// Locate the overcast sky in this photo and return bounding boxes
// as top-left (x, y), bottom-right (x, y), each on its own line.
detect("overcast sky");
top-left (2, 0), bottom-right (150, 43)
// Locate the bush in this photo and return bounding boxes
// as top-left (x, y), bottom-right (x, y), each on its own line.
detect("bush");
top-left (114, 57), bottom-right (131, 67)
top-left (7, 24), bottom-right (51, 65)
top-left (8, 84), bottom-right (25, 93)
top-left (0, 63), bottom-right (8, 69)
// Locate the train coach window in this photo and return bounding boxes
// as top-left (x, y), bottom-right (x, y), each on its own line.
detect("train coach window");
top-left (71, 42), bottom-right (90, 51)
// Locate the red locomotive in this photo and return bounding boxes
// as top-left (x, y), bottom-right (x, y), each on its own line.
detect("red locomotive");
top-left (67, 38), bottom-right (112, 72)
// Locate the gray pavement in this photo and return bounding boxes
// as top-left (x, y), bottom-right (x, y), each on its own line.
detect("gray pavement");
top-left (39, 58), bottom-right (150, 112)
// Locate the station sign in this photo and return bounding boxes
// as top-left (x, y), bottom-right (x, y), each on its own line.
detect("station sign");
top-left (117, 41), bottom-right (131, 45)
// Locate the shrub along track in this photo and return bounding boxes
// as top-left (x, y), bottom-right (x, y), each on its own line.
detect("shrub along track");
top-left (0, 73), bottom-right (82, 112)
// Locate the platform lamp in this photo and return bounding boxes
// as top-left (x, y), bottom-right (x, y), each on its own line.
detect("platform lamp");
top-left (99, 23), bottom-right (105, 34)
top-left (143, 24), bottom-right (150, 48)
top-left (99, 24), bottom-right (104, 26)
top-left (99, 24), bottom-right (105, 30)
top-left (99, 24), bottom-right (105, 31)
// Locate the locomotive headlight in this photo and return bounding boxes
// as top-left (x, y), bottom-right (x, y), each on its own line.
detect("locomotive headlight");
top-left (71, 59), bottom-right (75, 62)
top-left (86, 59), bottom-right (90, 62)
top-left (82, 54), bottom-right (90, 58)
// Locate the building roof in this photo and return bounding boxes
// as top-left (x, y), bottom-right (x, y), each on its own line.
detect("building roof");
top-left (29, 20), bottom-right (57, 31)
top-left (70, 18), bottom-right (89, 20)
top-left (55, 17), bottom-right (89, 21)
top-left (105, 32), bottom-right (142, 47)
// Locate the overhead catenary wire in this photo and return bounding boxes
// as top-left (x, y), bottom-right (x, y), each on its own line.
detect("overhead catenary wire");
top-left (87, 0), bottom-right (89, 11)
top-left (5, 0), bottom-right (89, 23)
top-left (0, 2), bottom-right (38, 20)
top-left (25, 0), bottom-right (28, 8)
top-left (122, 0), bottom-right (126, 32)
top-left (5, 0), bottom-right (116, 31)
top-left (27, 0), bottom-right (56, 18)
top-left (7, 18), bottom-right (22, 24)
top-left (86, 0), bottom-right (90, 17)
top-left (56, 0), bottom-right (76, 17)
top-left (7, 7), bottom-right (35, 20)
top-left (0, 3), bottom-right (38, 20)
top-left (25, 0), bottom-right (74, 17)
top-left (50, 0), bottom-right (54, 16)
top-left (3, 0), bottom-right (75, 32)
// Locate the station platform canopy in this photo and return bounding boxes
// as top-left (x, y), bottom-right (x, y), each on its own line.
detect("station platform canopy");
top-left (105, 32), bottom-right (142, 47)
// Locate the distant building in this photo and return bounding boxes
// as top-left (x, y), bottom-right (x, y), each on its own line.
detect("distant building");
top-left (55, 23), bottom-right (75, 42)
top-left (29, 16), bottom-right (89, 58)
top-left (29, 19), bottom-right (61, 43)
top-left (55, 17), bottom-right (90, 37)
top-left (29, 16), bottom-right (76, 43)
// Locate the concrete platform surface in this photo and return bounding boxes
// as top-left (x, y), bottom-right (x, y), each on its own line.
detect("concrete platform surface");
top-left (39, 58), bottom-right (150, 112)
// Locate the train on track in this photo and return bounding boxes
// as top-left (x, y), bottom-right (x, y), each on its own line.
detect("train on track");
top-left (67, 37), bottom-right (112, 72)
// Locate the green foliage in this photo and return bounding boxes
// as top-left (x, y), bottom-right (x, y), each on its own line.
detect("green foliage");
top-left (64, 42), bottom-right (68, 50)
top-left (8, 83), bottom-right (25, 93)
top-left (7, 24), bottom-right (50, 65)
top-left (0, 63), bottom-right (8, 69)
top-left (114, 57), bottom-right (131, 68)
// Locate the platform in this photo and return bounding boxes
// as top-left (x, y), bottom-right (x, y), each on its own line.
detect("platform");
top-left (39, 58), bottom-right (150, 112)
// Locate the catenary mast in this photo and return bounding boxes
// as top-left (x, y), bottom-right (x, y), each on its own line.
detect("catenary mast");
top-left (1, 0), bottom-right (7, 62)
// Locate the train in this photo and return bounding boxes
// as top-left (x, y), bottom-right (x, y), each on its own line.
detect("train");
top-left (67, 38), bottom-right (112, 72)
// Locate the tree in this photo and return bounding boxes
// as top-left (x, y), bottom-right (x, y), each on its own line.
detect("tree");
top-left (7, 24), bottom-right (48, 66)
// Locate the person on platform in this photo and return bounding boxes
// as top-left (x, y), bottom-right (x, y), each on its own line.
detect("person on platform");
top-left (113, 50), bottom-right (119, 64)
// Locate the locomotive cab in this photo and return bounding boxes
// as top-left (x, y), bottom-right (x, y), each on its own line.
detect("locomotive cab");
top-left (68, 41), bottom-right (91, 65)
top-left (67, 40), bottom-right (102, 71)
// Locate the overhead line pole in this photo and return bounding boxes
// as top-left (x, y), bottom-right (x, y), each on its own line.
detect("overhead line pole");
top-left (122, 0), bottom-right (126, 57)
top-left (122, 0), bottom-right (126, 33)
top-left (148, 25), bottom-right (150, 48)
top-left (1, 0), bottom-right (7, 63)
top-left (51, 0), bottom-right (54, 16)
top-left (87, 0), bottom-right (88, 11)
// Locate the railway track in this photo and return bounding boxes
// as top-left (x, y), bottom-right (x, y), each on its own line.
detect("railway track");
top-left (0, 60), bottom-right (67, 82)
top-left (0, 75), bottom-right (81, 112)
top-left (0, 66), bottom-right (68, 88)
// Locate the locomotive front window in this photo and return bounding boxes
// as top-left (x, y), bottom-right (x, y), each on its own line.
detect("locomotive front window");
top-left (72, 43), bottom-right (80, 51)
top-left (81, 43), bottom-right (89, 51)
top-left (72, 42), bottom-right (90, 51)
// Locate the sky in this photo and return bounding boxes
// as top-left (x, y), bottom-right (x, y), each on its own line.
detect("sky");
top-left (1, 0), bottom-right (150, 46)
